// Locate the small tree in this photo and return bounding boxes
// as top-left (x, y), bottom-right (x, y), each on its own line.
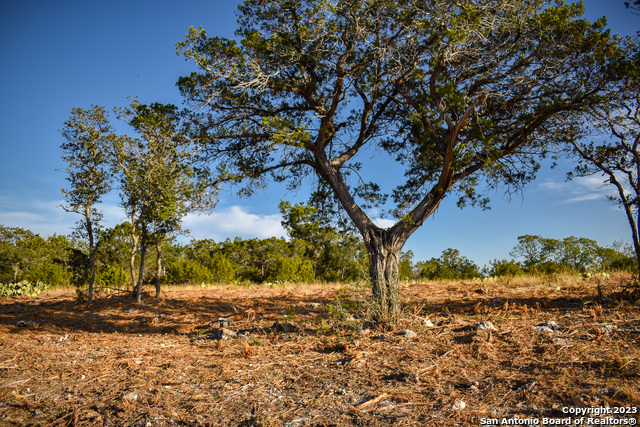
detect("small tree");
top-left (60, 106), bottom-right (115, 303)
top-left (179, 0), bottom-right (625, 321)
top-left (112, 101), bottom-right (216, 301)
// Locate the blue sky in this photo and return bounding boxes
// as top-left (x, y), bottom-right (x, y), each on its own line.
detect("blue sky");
top-left (0, 1), bottom-right (638, 268)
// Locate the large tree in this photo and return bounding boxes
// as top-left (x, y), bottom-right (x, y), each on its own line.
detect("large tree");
top-left (60, 106), bottom-right (115, 303)
top-left (178, 0), bottom-right (625, 321)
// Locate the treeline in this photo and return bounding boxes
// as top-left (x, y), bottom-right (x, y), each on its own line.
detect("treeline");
top-left (1, 220), bottom-right (636, 295)
top-left (417, 235), bottom-right (637, 280)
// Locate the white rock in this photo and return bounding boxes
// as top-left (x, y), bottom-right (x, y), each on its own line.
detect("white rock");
top-left (403, 329), bottom-right (418, 338)
top-left (452, 400), bottom-right (466, 411)
top-left (476, 321), bottom-right (497, 331)
top-left (534, 321), bottom-right (561, 333)
top-left (123, 391), bottom-right (138, 402)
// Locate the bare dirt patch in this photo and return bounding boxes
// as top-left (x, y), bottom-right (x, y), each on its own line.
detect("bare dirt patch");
top-left (0, 278), bottom-right (639, 426)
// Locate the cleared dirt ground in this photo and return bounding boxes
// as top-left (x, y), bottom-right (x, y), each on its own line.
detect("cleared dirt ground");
top-left (0, 277), bottom-right (639, 426)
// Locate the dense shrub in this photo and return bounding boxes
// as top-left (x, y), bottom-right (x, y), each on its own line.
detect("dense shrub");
top-left (487, 259), bottom-right (524, 278)
top-left (25, 261), bottom-right (73, 287)
top-left (96, 264), bottom-right (130, 289)
top-left (166, 258), bottom-right (213, 285)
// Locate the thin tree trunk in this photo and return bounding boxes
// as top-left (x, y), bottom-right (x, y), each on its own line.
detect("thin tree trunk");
top-left (129, 213), bottom-right (138, 296)
top-left (86, 206), bottom-right (96, 304)
top-left (155, 238), bottom-right (163, 299)
top-left (136, 229), bottom-right (147, 303)
top-left (621, 191), bottom-right (640, 280)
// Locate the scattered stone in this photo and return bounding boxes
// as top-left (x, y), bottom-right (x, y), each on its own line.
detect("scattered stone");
top-left (402, 329), bottom-right (418, 339)
top-left (123, 391), bottom-right (138, 402)
top-left (452, 400), bottom-right (466, 411)
top-left (533, 321), bottom-right (561, 333)
top-left (237, 329), bottom-right (255, 338)
top-left (551, 337), bottom-right (570, 346)
top-left (217, 317), bottom-right (232, 328)
top-left (15, 320), bottom-right (37, 327)
top-left (272, 322), bottom-right (300, 333)
top-left (476, 321), bottom-right (497, 331)
top-left (542, 321), bottom-right (560, 330)
top-left (212, 328), bottom-right (237, 340)
top-left (124, 308), bottom-right (137, 314)
top-left (423, 319), bottom-right (435, 328)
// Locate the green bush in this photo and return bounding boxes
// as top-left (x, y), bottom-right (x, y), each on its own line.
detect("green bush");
top-left (487, 259), bottom-right (524, 278)
top-left (266, 256), bottom-right (315, 283)
top-left (1, 280), bottom-right (48, 297)
top-left (208, 252), bottom-right (237, 283)
top-left (25, 262), bottom-right (72, 287)
top-left (96, 264), bottom-right (130, 289)
top-left (166, 258), bottom-right (213, 285)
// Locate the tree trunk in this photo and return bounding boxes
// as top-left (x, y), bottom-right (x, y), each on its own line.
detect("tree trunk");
top-left (129, 212), bottom-right (138, 294)
top-left (363, 229), bottom-right (404, 324)
top-left (611, 176), bottom-right (640, 281)
top-left (155, 239), bottom-right (163, 299)
top-left (86, 206), bottom-right (96, 305)
top-left (136, 230), bottom-right (147, 303)
top-left (628, 201), bottom-right (640, 281)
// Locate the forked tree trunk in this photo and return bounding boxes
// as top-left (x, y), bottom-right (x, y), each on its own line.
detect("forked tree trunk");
top-left (363, 229), bottom-right (404, 324)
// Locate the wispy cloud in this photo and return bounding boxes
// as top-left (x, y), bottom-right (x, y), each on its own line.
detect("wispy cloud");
top-left (538, 175), bottom-right (613, 205)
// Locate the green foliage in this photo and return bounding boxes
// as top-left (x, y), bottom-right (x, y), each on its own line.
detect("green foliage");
top-left (166, 258), bottom-right (213, 285)
top-left (266, 256), bottom-right (315, 283)
top-left (96, 264), bottom-right (130, 289)
top-left (399, 251), bottom-right (415, 281)
top-left (418, 248), bottom-right (480, 280)
top-left (0, 280), bottom-right (48, 298)
top-left (25, 262), bottom-right (72, 287)
top-left (279, 201), bottom-right (368, 282)
top-left (486, 259), bottom-right (524, 278)
top-left (0, 226), bottom-right (77, 287)
top-left (509, 234), bottom-right (637, 275)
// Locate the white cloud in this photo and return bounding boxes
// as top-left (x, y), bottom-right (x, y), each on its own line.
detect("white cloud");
top-left (0, 192), bottom-right (127, 237)
top-left (538, 175), bottom-right (613, 205)
top-left (183, 206), bottom-right (286, 241)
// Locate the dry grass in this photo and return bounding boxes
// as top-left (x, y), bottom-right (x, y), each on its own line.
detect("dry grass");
top-left (0, 275), bottom-right (639, 426)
